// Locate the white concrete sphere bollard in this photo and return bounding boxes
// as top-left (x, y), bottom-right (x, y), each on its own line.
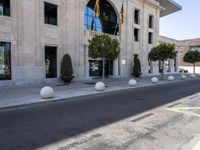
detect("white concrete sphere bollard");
top-left (128, 79), bottom-right (137, 87)
top-left (191, 74), bottom-right (196, 78)
top-left (181, 74), bottom-right (186, 80)
top-left (95, 82), bottom-right (105, 91)
top-left (198, 74), bottom-right (200, 77)
top-left (151, 77), bottom-right (159, 84)
top-left (40, 86), bottom-right (54, 99)
top-left (168, 76), bottom-right (175, 81)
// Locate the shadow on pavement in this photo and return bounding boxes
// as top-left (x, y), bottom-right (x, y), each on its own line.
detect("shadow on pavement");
top-left (0, 79), bottom-right (200, 150)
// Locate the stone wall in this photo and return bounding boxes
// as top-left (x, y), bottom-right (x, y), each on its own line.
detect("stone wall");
top-left (179, 38), bottom-right (200, 66)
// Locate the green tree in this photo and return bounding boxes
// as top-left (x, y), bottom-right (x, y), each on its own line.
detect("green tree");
top-left (60, 54), bottom-right (74, 82)
top-left (88, 34), bottom-right (120, 80)
top-left (183, 50), bottom-right (200, 74)
top-left (148, 43), bottom-right (177, 80)
top-left (132, 54), bottom-right (142, 77)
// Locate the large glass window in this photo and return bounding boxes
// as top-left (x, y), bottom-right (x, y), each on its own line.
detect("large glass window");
top-left (45, 46), bottom-right (57, 78)
top-left (84, 0), bottom-right (118, 35)
top-left (0, 42), bottom-right (11, 80)
top-left (0, 0), bottom-right (10, 16)
top-left (44, 2), bottom-right (57, 26)
top-left (84, 7), bottom-right (102, 32)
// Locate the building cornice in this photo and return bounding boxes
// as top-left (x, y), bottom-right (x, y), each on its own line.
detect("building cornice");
top-left (157, 0), bottom-right (182, 17)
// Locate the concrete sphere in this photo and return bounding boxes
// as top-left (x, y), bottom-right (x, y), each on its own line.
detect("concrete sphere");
top-left (191, 74), bottom-right (196, 78)
top-left (168, 76), bottom-right (175, 81)
top-left (198, 74), bottom-right (200, 77)
top-left (181, 74), bottom-right (186, 80)
top-left (151, 77), bottom-right (159, 84)
top-left (95, 82), bottom-right (105, 91)
top-left (40, 86), bottom-right (54, 99)
top-left (128, 79), bottom-right (137, 87)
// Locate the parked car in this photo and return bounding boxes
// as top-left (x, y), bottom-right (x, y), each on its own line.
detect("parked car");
top-left (179, 68), bottom-right (188, 73)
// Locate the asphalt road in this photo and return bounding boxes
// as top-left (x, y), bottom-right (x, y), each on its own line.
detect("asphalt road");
top-left (0, 79), bottom-right (200, 150)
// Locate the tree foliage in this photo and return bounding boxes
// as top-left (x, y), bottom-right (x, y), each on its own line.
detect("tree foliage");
top-left (148, 43), bottom-right (177, 62)
top-left (183, 50), bottom-right (200, 64)
top-left (88, 34), bottom-right (120, 61)
top-left (183, 50), bottom-right (200, 74)
top-left (132, 55), bottom-right (142, 77)
top-left (148, 43), bottom-right (177, 79)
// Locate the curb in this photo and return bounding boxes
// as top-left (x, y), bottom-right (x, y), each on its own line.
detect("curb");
top-left (0, 78), bottom-right (199, 111)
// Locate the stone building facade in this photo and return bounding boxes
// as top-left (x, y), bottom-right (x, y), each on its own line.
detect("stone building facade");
top-left (0, 0), bottom-right (181, 87)
top-left (179, 38), bottom-right (200, 73)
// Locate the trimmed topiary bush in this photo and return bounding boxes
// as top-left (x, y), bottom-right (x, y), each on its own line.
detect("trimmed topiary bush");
top-left (60, 54), bottom-right (74, 82)
top-left (132, 54), bottom-right (142, 78)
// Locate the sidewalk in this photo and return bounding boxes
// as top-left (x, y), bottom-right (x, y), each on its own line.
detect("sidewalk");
top-left (0, 74), bottom-right (195, 109)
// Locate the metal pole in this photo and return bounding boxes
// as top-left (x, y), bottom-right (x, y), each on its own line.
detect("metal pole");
top-left (102, 49), bottom-right (105, 80)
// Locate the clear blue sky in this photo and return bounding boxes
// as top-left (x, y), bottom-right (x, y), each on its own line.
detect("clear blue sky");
top-left (160, 0), bottom-right (200, 40)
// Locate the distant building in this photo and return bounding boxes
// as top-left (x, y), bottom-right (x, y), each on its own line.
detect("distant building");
top-left (179, 38), bottom-right (200, 73)
top-left (0, 0), bottom-right (182, 87)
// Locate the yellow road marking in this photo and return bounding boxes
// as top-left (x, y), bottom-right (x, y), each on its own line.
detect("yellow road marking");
top-left (192, 140), bottom-right (200, 150)
top-left (165, 108), bottom-right (185, 113)
top-left (164, 107), bottom-right (200, 117)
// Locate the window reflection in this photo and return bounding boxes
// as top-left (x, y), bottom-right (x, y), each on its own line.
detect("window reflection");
top-left (0, 42), bottom-right (11, 80)
top-left (45, 46), bottom-right (57, 78)
top-left (84, 7), bottom-right (102, 32)
top-left (84, 0), bottom-right (119, 35)
top-left (0, 0), bottom-right (10, 16)
top-left (44, 2), bottom-right (57, 26)
top-left (89, 60), bottom-right (113, 76)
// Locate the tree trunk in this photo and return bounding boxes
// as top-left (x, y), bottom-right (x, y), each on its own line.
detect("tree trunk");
top-left (161, 60), bottom-right (164, 80)
top-left (102, 49), bottom-right (105, 80)
top-left (193, 63), bottom-right (196, 74)
top-left (102, 56), bottom-right (105, 80)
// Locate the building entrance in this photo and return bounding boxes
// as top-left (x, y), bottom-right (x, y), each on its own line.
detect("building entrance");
top-left (89, 60), bottom-right (113, 77)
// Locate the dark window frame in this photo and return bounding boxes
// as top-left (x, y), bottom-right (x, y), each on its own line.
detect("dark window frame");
top-left (134, 28), bottom-right (139, 42)
top-left (134, 9), bottom-right (140, 24)
top-left (0, 0), bottom-right (11, 17)
top-left (148, 32), bottom-right (153, 44)
top-left (44, 2), bottom-right (58, 26)
top-left (149, 15), bottom-right (154, 29)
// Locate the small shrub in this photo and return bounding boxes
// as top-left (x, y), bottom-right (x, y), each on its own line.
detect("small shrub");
top-left (60, 54), bottom-right (74, 82)
top-left (132, 54), bottom-right (142, 78)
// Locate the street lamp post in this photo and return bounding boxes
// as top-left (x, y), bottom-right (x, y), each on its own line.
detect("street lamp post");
top-left (102, 43), bottom-right (105, 80)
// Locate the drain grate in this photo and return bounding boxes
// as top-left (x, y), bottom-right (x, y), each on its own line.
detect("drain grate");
top-left (131, 113), bottom-right (154, 122)
top-left (168, 102), bottom-right (182, 108)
